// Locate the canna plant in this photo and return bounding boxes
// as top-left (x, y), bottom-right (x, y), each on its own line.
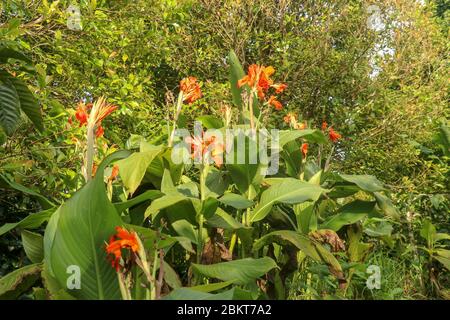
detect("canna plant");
top-left (3, 50), bottom-right (446, 301)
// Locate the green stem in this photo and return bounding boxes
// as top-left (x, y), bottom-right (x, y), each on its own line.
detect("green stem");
top-left (168, 92), bottom-right (184, 147)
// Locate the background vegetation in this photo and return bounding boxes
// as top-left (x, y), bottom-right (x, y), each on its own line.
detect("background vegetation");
top-left (0, 0), bottom-right (448, 299)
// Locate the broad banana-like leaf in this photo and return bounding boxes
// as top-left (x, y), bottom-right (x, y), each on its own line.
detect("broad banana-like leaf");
top-left (279, 129), bottom-right (327, 146)
top-left (249, 178), bottom-right (325, 223)
top-left (116, 142), bottom-right (163, 194)
top-left (339, 174), bottom-right (385, 193)
top-left (320, 200), bottom-right (376, 231)
top-left (44, 150), bottom-right (131, 300)
top-left (253, 230), bottom-right (343, 281)
top-left (192, 257), bottom-right (278, 285)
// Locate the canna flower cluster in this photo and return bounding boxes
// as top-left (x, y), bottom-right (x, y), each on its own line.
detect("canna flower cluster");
top-left (105, 226), bottom-right (140, 271)
top-left (322, 121), bottom-right (342, 143)
top-left (72, 98), bottom-right (117, 138)
top-left (180, 76), bottom-right (202, 104)
top-left (283, 112), bottom-right (307, 130)
top-left (238, 64), bottom-right (287, 110)
top-left (185, 133), bottom-right (224, 167)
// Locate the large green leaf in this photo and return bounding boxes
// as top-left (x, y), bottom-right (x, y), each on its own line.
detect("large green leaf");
top-left (253, 230), bottom-right (344, 280)
top-left (279, 129), bottom-right (327, 146)
top-left (321, 200), bottom-right (376, 231)
top-left (249, 178), bottom-right (325, 223)
top-left (434, 249), bottom-right (450, 271)
top-left (116, 143), bottom-right (163, 194)
top-left (339, 174), bottom-right (385, 193)
top-left (192, 257), bottom-right (278, 285)
top-left (253, 230), bottom-right (321, 261)
top-left (0, 207), bottom-right (55, 236)
top-left (227, 134), bottom-right (264, 198)
top-left (113, 190), bottom-right (163, 214)
top-left (44, 150), bottom-right (131, 300)
top-left (206, 207), bottom-right (247, 230)
top-left (0, 75), bottom-right (20, 135)
top-left (228, 50), bottom-right (245, 109)
top-left (0, 263), bottom-right (42, 300)
top-left (21, 230), bottom-right (44, 263)
top-left (218, 193), bottom-right (253, 209)
top-left (197, 115), bottom-right (224, 129)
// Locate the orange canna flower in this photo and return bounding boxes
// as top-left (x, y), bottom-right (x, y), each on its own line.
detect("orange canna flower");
top-left (94, 104), bottom-right (117, 124)
top-left (272, 83), bottom-right (287, 94)
top-left (105, 226), bottom-right (140, 271)
top-left (95, 125), bottom-right (104, 138)
top-left (92, 163), bottom-right (98, 177)
top-left (238, 64), bottom-right (278, 100)
top-left (283, 112), bottom-right (297, 125)
top-left (268, 95), bottom-right (283, 110)
top-left (321, 121), bottom-right (328, 131)
top-left (108, 164), bottom-right (119, 182)
top-left (180, 76), bottom-right (202, 104)
top-left (295, 122), bottom-right (307, 130)
top-left (75, 103), bottom-right (88, 126)
top-left (185, 134), bottom-right (224, 167)
top-left (301, 143), bottom-right (308, 158)
top-left (329, 127), bottom-right (342, 143)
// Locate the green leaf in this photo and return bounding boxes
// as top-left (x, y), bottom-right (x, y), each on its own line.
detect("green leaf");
top-left (0, 263), bottom-right (42, 300)
top-left (279, 129), bottom-right (327, 146)
top-left (192, 257), bottom-right (278, 285)
top-left (228, 50), bottom-right (245, 109)
top-left (321, 200), bottom-right (375, 231)
top-left (44, 151), bottom-right (131, 300)
top-left (227, 134), bottom-right (264, 197)
top-left (252, 230), bottom-right (343, 280)
top-left (21, 230), bottom-right (44, 263)
top-left (163, 261), bottom-right (182, 289)
top-left (189, 280), bottom-right (235, 293)
top-left (250, 178), bottom-right (325, 223)
top-left (218, 193), bottom-right (253, 209)
top-left (197, 115), bottom-right (224, 129)
top-left (7, 74), bottom-right (43, 131)
top-left (0, 75), bottom-right (20, 135)
top-left (434, 249), bottom-right (450, 271)
top-left (0, 47), bottom-right (31, 63)
top-left (294, 201), bottom-right (316, 234)
top-left (420, 220), bottom-right (437, 247)
top-left (253, 230), bottom-right (321, 261)
top-left (172, 219), bottom-right (198, 244)
top-left (206, 207), bottom-right (247, 230)
top-left (117, 143), bottom-right (163, 194)
top-left (339, 174), bottom-right (385, 193)
top-left (0, 173), bottom-right (55, 209)
top-left (114, 190), bottom-right (163, 214)
top-left (374, 192), bottom-right (400, 220)
top-left (0, 207), bottom-right (55, 236)
top-left (145, 193), bottom-right (189, 220)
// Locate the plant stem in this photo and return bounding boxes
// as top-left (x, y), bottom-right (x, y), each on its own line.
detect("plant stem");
top-left (197, 164), bottom-right (208, 265)
top-left (150, 248), bottom-right (158, 300)
top-left (168, 92), bottom-right (184, 147)
top-left (84, 125), bottom-right (95, 182)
